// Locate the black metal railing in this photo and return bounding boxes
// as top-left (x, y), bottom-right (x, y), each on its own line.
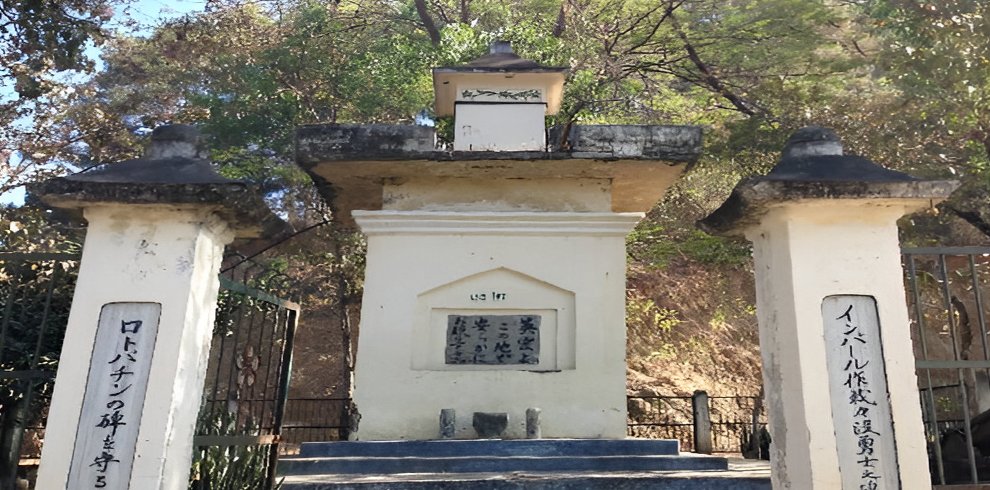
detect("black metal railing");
top-left (627, 392), bottom-right (767, 454)
top-left (903, 246), bottom-right (990, 486)
top-left (281, 397), bottom-right (351, 449)
top-left (0, 252), bottom-right (79, 486)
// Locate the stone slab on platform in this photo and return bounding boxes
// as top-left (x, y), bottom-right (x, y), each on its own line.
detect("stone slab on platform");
top-left (279, 454), bottom-right (728, 476)
top-left (280, 459), bottom-right (770, 490)
top-left (297, 439), bottom-right (681, 458)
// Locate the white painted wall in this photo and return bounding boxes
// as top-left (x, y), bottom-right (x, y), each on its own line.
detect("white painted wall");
top-left (352, 211), bottom-right (641, 440)
top-left (383, 178), bottom-right (611, 212)
top-left (37, 205), bottom-right (233, 490)
top-left (744, 200), bottom-right (930, 489)
top-left (453, 103), bottom-right (546, 152)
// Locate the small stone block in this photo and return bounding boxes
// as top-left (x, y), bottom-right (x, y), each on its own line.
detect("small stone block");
top-left (526, 408), bottom-right (541, 439)
top-left (472, 412), bottom-right (508, 438)
top-left (439, 408), bottom-right (456, 439)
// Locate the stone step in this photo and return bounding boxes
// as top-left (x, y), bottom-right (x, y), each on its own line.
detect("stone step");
top-left (279, 454), bottom-right (728, 476)
top-left (280, 466), bottom-right (772, 489)
top-left (297, 438), bottom-right (680, 458)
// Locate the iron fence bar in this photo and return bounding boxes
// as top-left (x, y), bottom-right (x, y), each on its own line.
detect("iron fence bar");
top-left (208, 286), bottom-right (244, 410)
top-left (0, 277), bottom-right (18, 359)
top-left (918, 383), bottom-right (961, 392)
top-left (916, 360), bottom-right (990, 369)
top-left (938, 253), bottom-right (979, 484)
top-left (902, 247), bottom-right (990, 255)
top-left (907, 253), bottom-right (945, 484)
top-left (0, 253), bottom-right (80, 261)
top-left (219, 287), bottom-right (251, 413)
top-left (238, 294), bottom-right (264, 426)
top-left (970, 255), bottom-right (990, 363)
top-left (264, 304), bottom-right (285, 429)
top-left (217, 277), bottom-right (300, 311)
top-left (268, 306), bottom-right (298, 489)
top-left (29, 263), bottom-right (59, 369)
top-left (194, 435), bottom-right (279, 447)
top-left (0, 371), bottom-right (55, 380)
top-left (257, 306), bottom-right (281, 430)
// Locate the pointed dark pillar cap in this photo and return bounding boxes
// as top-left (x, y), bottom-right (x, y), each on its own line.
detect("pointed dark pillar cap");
top-left (29, 124), bottom-right (287, 238)
top-left (698, 126), bottom-right (959, 236)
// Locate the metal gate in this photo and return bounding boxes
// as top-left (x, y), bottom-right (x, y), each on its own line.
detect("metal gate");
top-left (190, 259), bottom-right (300, 490)
top-left (904, 246), bottom-right (990, 486)
top-left (0, 252), bottom-right (79, 487)
top-left (0, 251), bottom-right (299, 490)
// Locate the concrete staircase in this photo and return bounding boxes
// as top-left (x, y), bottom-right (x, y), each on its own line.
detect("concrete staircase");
top-left (278, 439), bottom-right (772, 489)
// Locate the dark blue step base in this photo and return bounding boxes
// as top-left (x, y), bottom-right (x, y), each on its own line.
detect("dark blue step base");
top-left (279, 455), bottom-right (727, 475)
top-left (298, 439), bottom-right (680, 458)
top-left (280, 471), bottom-right (771, 490)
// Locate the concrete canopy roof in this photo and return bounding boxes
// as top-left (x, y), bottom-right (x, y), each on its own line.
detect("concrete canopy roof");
top-left (295, 123), bottom-right (703, 227)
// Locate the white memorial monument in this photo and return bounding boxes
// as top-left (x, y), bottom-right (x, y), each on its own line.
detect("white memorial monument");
top-left (295, 42), bottom-right (703, 440)
top-left (700, 127), bottom-right (959, 489)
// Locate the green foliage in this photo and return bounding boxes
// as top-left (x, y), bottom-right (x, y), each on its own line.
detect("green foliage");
top-left (626, 295), bottom-right (681, 360)
top-left (190, 407), bottom-right (279, 490)
top-left (628, 224), bottom-right (751, 268)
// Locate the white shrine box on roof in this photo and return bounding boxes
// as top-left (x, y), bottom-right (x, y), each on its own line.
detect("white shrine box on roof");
top-left (433, 41), bottom-right (566, 152)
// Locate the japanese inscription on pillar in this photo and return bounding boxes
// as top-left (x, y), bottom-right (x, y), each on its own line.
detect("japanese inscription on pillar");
top-left (822, 295), bottom-right (899, 490)
top-left (67, 302), bottom-right (162, 489)
top-left (446, 314), bottom-right (540, 365)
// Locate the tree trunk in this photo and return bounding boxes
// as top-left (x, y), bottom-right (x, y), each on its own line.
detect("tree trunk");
top-left (414, 0), bottom-right (442, 45)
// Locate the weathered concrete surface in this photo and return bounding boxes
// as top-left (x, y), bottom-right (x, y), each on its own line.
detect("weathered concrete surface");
top-left (697, 180), bottom-right (959, 236)
top-left (549, 125), bottom-right (702, 161)
top-left (280, 455), bottom-right (728, 476)
top-left (296, 124), bottom-right (437, 161)
top-left (30, 125), bottom-right (286, 238)
top-left (295, 124), bottom-right (701, 226)
top-left (698, 126), bottom-right (957, 237)
top-left (279, 458), bottom-right (770, 490)
top-left (297, 439), bottom-right (680, 458)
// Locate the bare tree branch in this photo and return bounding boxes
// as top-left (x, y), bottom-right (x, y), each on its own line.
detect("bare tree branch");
top-left (413, 0), bottom-right (441, 45)
top-left (668, 4), bottom-right (759, 117)
top-left (552, 2), bottom-right (566, 37)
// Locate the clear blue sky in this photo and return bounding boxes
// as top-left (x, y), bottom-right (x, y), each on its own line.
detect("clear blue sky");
top-left (1, 0), bottom-right (208, 205)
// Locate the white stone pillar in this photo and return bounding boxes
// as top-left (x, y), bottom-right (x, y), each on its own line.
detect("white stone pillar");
top-left (700, 127), bottom-right (958, 489)
top-left (748, 202), bottom-right (929, 489)
top-left (30, 124), bottom-right (282, 490)
top-left (37, 206), bottom-right (233, 490)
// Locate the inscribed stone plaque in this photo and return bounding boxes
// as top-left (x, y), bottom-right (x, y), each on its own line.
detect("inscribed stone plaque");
top-left (446, 314), bottom-right (540, 365)
top-left (822, 295), bottom-right (899, 489)
top-left (68, 302), bottom-right (162, 490)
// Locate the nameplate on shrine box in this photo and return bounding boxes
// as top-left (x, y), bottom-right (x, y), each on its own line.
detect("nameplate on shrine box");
top-left (68, 302), bottom-right (162, 490)
top-left (822, 295), bottom-right (899, 489)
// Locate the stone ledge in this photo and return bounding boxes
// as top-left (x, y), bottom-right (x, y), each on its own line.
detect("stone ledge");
top-left (296, 124), bottom-right (702, 164)
top-left (352, 211), bottom-right (644, 236)
top-left (698, 179), bottom-right (959, 237)
top-left (29, 180), bottom-right (287, 239)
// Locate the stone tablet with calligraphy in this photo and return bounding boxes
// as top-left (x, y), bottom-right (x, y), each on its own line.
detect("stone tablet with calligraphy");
top-left (67, 302), bottom-right (161, 490)
top-left (446, 314), bottom-right (540, 365)
top-left (822, 295), bottom-right (899, 489)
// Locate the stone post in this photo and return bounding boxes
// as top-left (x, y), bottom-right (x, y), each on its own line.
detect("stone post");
top-left (700, 127), bottom-right (958, 489)
top-left (30, 125), bottom-right (283, 490)
top-left (692, 390), bottom-right (712, 455)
